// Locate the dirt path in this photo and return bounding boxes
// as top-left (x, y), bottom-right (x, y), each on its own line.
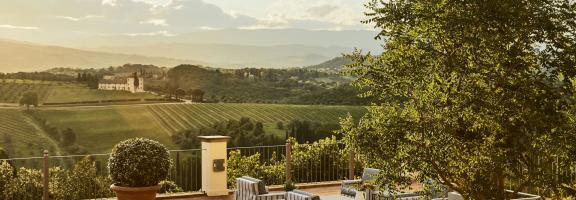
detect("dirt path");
top-left (21, 112), bottom-right (66, 157)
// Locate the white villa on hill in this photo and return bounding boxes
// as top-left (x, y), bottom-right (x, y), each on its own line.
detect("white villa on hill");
top-left (98, 73), bottom-right (144, 93)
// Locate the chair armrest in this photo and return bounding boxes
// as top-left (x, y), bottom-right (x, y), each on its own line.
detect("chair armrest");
top-left (254, 192), bottom-right (286, 200)
top-left (342, 179), bottom-right (362, 186)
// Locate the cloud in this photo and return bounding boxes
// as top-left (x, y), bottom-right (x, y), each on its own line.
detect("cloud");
top-left (102, 0), bottom-right (118, 6)
top-left (198, 26), bottom-right (220, 30)
top-left (140, 19), bottom-right (169, 26)
top-left (0, 24), bottom-right (39, 30)
top-left (55, 15), bottom-right (104, 22)
top-left (122, 30), bottom-right (176, 37)
top-left (0, 0), bottom-right (260, 34)
top-left (307, 5), bottom-right (339, 18)
top-left (157, 0), bottom-right (257, 30)
top-left (0, 0), bottom-right (368, 45)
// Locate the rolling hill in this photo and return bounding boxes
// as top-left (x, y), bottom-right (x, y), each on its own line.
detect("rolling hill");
top-left (0, 80), bottom-right (159, 104)
top-left (0, 109), bottom-right (62, 158)
top-left (0, 39), bottom-right (198, 73)
top-left (33, 103), bottom-right (366, 154)
top-left (306, 56), bottom-right (354, 73)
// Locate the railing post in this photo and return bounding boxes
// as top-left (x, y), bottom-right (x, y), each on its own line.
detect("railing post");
top-left (43, 150), bottom-right (49, 200)
top-left (348, 149), bottom-right (355, 180)
top-left (286, 140), bottom-right (292, 183)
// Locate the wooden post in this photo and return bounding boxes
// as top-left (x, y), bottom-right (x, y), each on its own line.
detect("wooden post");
top-left (285, 140), bottom-right (292, 183)
top-left (43, 150), bottom-right (49, 200)
top-left (348, 149), bottom-right (355, 180)
top-left (176, 151), bottom-right (181, 186)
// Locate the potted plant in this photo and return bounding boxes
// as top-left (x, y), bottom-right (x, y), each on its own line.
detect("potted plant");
top-left (108, 138), bottom-right (172, 200)
top-left (284, 180), bottom-right (297, 191)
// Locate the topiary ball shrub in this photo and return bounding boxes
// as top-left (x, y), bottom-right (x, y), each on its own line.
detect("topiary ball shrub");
top-left (108, 138), bottom-right (172, 187)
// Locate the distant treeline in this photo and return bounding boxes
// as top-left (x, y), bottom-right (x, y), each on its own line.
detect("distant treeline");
top-left (155, 64), bottom-right (371, 105)
top-left (0, 72), bottom-right (75, 82)
top-left (4, 63), bottom-right (371, 105)
top-left (171, 117), bottom-right (340, 149)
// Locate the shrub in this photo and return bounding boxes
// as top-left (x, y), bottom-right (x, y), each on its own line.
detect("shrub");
top-left (0, 161), bottom-right (14, 200)
top-left (158, 180), bottom-right (183, 193)
top-left (3, 168), bottom-right (43, 200)
top-left (227, 150), bottom-right (285, 188)
top-left (284, 180), bottom-right (297, 191)
top-left (51, 156), bottom-right (113, 199)
top-left (108, 138), bottom-right (172, 187)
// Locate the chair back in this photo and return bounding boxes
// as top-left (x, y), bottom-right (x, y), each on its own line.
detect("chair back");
top-left (236, 177), bottom-right (262, 200)
top-left (361, 168), bottom-right (381, 183)
top-left (287, 190), bottom-right (320, 200)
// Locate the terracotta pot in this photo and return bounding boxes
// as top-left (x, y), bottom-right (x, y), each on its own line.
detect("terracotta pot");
top-left (110, 184), bottom-right (161, 200)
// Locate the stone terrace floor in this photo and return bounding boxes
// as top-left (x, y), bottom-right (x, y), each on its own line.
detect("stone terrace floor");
top-left (159, 185), bottom-right (345, 200)
top-left (155, 181), bottom-right (424, 200)
top-left (157, 183), bottom-right (352, 200)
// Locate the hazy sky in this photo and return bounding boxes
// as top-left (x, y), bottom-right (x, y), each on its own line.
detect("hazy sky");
top-left (0, 0), bottom-right (369, 43)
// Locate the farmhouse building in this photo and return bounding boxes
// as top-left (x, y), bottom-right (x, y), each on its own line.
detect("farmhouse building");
top-left (98, 73), bottom-right (144, 93)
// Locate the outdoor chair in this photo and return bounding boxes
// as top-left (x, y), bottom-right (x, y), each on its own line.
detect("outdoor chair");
top-left (341, 168), bottom-right (381, 197)
top-left (235, 176), bottom-right (286, 200)
top-left (368, 180), bottom-right (449, 200)
top-left (286, 190), bottom-right (320, 200)
top-left (366, 191), bottom-right (422, 200)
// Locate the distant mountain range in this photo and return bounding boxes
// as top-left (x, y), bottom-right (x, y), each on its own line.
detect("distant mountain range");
top-left (0, 39), bottom-right (199, 73)
top-left (72, 29), bottom-right (381, 51)
top-left (0, 29), bottom-right (382, 72)
top-left (79, 29), bottom-right (380, 68)
top-left (306, 56), bottom-right (354, 72)
top-left (93, 43), bottom-right (346, 68)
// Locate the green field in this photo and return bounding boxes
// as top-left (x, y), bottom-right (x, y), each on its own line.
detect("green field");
top-left (33, 103), bottom-right (365, 154)
top-left (0, 80), bottom-right (54, 103)
top-left (43, 84), bottom-right (158, 104)
top-left (0, 109), bottom-right (62, 158)
top-left (0, 80), bottom-right (158, 104)
top-left (147, 103), bottom-right (366, 134)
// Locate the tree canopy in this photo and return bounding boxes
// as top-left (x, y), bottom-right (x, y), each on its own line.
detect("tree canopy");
top-left (340, 0), bottom-right (576, 199)
top-left (19, 92), bottom-right (38, 110)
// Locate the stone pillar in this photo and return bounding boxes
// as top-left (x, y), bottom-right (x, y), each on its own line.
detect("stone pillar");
top-left (199, 136), bottom-right (231, 196)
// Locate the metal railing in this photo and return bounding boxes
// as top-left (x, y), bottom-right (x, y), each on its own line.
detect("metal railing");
top-left (291, 142), bottom-right (357, 184)
top-left (0, 141), bottom-right (360, 199)
top-left (0, 149), bottom-right (204, 199)
top-left (167, 149), bottom-right (202, 192)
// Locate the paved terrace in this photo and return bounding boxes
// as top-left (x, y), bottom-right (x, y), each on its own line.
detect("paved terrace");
top-left (154, 182), bottom-right (345, 200)
top-left (149, 181), bottom-right (424, 200)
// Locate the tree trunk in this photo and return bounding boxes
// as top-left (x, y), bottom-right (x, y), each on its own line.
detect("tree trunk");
top-left (494, 167), bottom-right (506, 199)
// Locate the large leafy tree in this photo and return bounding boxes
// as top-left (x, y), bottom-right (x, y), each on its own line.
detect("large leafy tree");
top-left (19, 92), bottom-right (38, 110)
top-left (340, 0), bottom-right (576, 199)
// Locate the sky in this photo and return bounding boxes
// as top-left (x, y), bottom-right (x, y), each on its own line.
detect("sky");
top-left (0, 0), bottom-right (370, 43)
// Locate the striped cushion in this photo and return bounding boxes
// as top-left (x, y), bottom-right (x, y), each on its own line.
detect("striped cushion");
top-left (236, 177), bottom-right (285, 200)
top-left (286, 190), bottom-right (319, 200)
top-left (242, 176), bottom-right (268, 194)
top-left (253, 193), bottom-right (286, 200)
top-left (236, 178), bottom-right (259, 200)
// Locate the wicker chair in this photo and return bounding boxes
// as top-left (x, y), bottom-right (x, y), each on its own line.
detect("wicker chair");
top-left (341, 168), bottom-right (381, 197)
top-left (286, 190), bottom-right (320, 200)
top-left (235, 177), bottom-right (286, 200)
